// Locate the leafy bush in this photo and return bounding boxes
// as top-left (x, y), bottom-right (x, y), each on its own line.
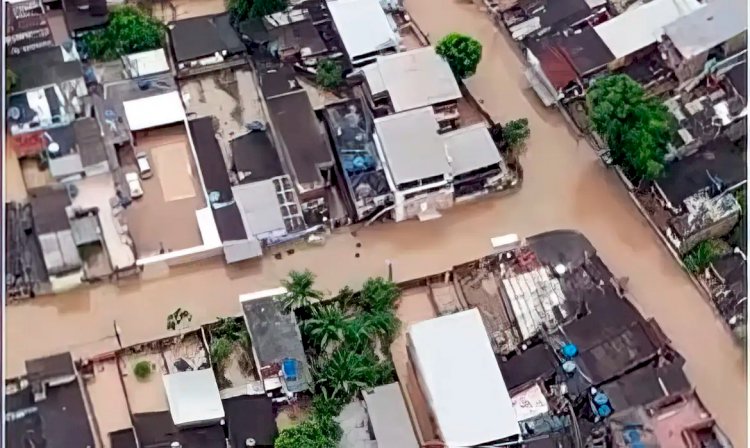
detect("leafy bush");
top-left (358, 277), bottom-right (400, 313)
top-left (435, 33), bottom-right (482, 79)
top-left (502, 118), bottom-right (531, 152)
top-left (311, 394), bottom-right (346, 419)
top-left (303, 304), bottom-right (350, 352)
top-left (683, 240), bottom-right (723, 274)
top-left (316, 59), bottom-right (343, 90)
top-left (312, 346), bottom-right (391, 403)
top-left (228, 0), bottom-right (252, 24)
top-left (587, 74), bottom-right (675, 181)
top-left (82, 6), bottom-right (165, 61)
top-left (211, 337), bottom-right (234, 367)
top-left (133, 361), bottom-right (152, 380)
top-left (250, 0), bottom-right (287, 17)
top-left (274, 415), bottom-right (341, 448)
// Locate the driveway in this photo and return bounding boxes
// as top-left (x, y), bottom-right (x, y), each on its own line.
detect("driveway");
top-left (5, 1), bottom-right (746, 444)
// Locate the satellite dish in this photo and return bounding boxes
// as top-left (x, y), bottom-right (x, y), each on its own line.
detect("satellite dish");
top-left (48, 142), bottom-right (60, 154)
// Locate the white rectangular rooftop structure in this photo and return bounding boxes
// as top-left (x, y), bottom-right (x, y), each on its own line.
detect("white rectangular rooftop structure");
top-left (442, 123), bottom-right (502, 176)
top-left (123, 91), bottom-right (186, 131)
top-left (232, 180), bottom-right (287, 240)
top-left (374, 107), bottom-right (450, 186)
top-left (123, 49), bottom-right (170, 78)
top-left (326, 0), bottom-right (399, 64)
top-left (408, 309), bottom-right (520, 446)
top-left (362, 383), bottom-right (419, 448)
top-left (593, 0), bottom-right (703, 59)
top-left (163, 369), bottom-right (225, 427)
top-left (663, 0), bottom-right (747, 60)
top-left (365, 47), bottom-right (462, 112)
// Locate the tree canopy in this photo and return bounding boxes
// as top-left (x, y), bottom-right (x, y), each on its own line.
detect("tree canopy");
top-left (435, 33), bottom-right (482, 79)
top-left (82, 6), bottom-right (165, 61)
top-left (502, 118), bottom-right (531, 152)
top-left (274, 415), bottom-right (342, 448)
top-left (250, 0), bottom-right (287, 18)
top-left (316, 59), bottom-right (343, 90)
top-left (586, 74), bottom-right (676, 181)
top-left (279, 269), bottom-right (324, 313)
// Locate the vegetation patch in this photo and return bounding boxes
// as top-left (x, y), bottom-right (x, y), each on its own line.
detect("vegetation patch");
top-left (82, 6), bottom-right (165, 61)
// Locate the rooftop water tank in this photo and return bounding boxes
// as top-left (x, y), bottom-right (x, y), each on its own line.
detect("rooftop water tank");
top-left (561, 343), bottom-right (578, 359)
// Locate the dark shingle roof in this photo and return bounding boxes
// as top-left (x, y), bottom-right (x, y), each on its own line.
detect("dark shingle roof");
top-left (29, 187), bottom-right (72, 235)
top-left (230, 130), bottom-right (284, 182)
top-left (169, 13), bottom-right (244, 62)
top-left (657, 136), bottom-right (746, 207)
top-left (224, 396), bottom-right (278, 447)
top-left (62, 0), bottom-right (109, 33)
top-left (8, 44), bottom-right (83, 92)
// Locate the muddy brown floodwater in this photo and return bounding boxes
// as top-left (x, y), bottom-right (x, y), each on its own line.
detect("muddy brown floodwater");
top-left (5, 0), bottom-right (746, 444)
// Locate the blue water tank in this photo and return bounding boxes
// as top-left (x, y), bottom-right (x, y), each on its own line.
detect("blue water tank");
top-left (597, 404), bottom-right (612, 417)
top-left (561, 343), bottom-right (578, 359)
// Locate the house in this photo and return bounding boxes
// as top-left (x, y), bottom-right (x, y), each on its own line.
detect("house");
top-left (6, 0), bottom-right (56, 56)
top-left (324, 99), bottom-right (392, 221)
top-left (660, 0), bottom-right (747, 85)
top-left (6, 43), bottom-right (86, 136)
top-left (525, 27), bottom-right (614, 105)
top-left (373, 107), bottom-right (507, 221)
top-left (230, 130), bottom-right (284, 184)
top-left (361, 46), bottom-right (462, 129)
top-left (326, 0), bottom-right (400, 67)
top-left (707, 250), bottom-right (747, 333)
top-left (264, 10), bottom-right (329, 63)
top-left (505, 0), bottom-right (597, 42)
top-left (593, 0), bottom-right (703, 66)
top-left (62, 0), bottom-right (108, 37)
top-left (407, 309), bottom-right (521, 446)
top-left (608, 393), bottom-right (732, 447)
top-left (7, 353), bottom-right (96, 448)
top-left (653, 137), bottom-right (745, 253)
top-left (223, 395), bottom-right (279, 447)
top-left (163, 369), bottom-right (225, 427)
top-left (130, 410), bottom-right (226, 448)
top-left (122, 49), bottom-right (171, 79)
top-left (28, 186), bottom-right (83, 278)
top-left (362, 383), bottom-right (419, 448)
top-left (168, 13), bottom-right (247, 77)
top-left (239, 288), bottom-right (310, 395)
top-left (262, 66), bottom-right (336, 200)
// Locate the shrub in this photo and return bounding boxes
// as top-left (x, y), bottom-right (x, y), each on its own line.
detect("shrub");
top-left (133, 361), bottom-right (152, 379)
top-left (250, 0), bottom-right (287, 18)
top-left (435, 33), bottom-right (482, 79)
top-left (82, 6), bottom-right (165, 61)
top-left (211, 337), bottom-right (234, 367)
top-left (683, 240), bottom-right (723, 274)
top-left (316, 59), bottom-right (343, 90)
top-left (502, 118), bottom-right (531, 152)
top-left (274, 415), bottom-right (342, 448)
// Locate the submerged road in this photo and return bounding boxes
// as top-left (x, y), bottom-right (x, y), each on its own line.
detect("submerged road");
top-left (6, 0), bottom-right (746, 444)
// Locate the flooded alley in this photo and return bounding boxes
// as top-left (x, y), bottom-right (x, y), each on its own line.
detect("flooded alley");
top-left (5, 0), bottom-right (746, 445)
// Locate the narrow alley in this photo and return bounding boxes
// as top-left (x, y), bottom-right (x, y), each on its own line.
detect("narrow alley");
top-left (5, 0), bottom-right (746, 445)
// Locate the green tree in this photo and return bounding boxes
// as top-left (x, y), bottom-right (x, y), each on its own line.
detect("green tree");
top-left (250, 0), bottom-right (287, 18)
top-left (316, 59), bottom-right (343, 90)
top-left (303, 304), bottom-right (351, 352)
top-left (210, 337), bottom-right (234, 367)
top-left (361, 309), bottom-right (400, 345)
top-left (358, 277), bottom-right (400, 313)
top-left (274, 415), bottom-right (341, 448)
top-left (683, 240), bottom-right (723, 274)
top-left (587, 74), bottom-right (675, 181)
top-left (279, 270), bottom-right (324, 313)
top-left (82, 6), bottom-right (165, 61)
top-left (435, 33), bottom-right (482, 79)
top-left (133, 360), bottom-right (152, 379)
top-left (6, 69), bottom-right (17, 93)
top-left (502, 118), bottom-right (531, 152)
top-left (312, 347), bottom-right (384, 402)
top-left (228, 0), bottom-right (252, 24)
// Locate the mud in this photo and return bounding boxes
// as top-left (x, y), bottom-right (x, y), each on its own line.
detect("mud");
top-left (5, 0), bottom-right (746, 445)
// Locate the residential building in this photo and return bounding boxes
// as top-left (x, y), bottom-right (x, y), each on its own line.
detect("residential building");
top-left (373, 107), bottom-right (507, 222)
top-left (408, 308), bottom-right (522, 446)
top-left (168, 13), bottom-right (247, 77)
top-left (6, 0), bottom-right (56, 56)
top-left (326, 0), bottom-right (400, 67)
top-left (239, 288), bottom-right (311, 395)
top-left (505, 0), bottom-right (599, 42)
top-left (61, 0), bottom-right (108, 38)
top-left (361, 46), bottom-right (462, 129)
top-left (707, 250), bottom-right (747, 334)
top-left (593, 0), bottom-right (702, 65)
top-left (660, 0), bottom-right (747, 86)
top-left (7, 353), bottom-right (96, 448)
top-left (362, 383), bottom-right (420, 448)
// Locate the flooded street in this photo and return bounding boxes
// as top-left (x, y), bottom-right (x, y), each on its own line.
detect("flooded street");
top-left (5, 0), bottom-right (746, 444)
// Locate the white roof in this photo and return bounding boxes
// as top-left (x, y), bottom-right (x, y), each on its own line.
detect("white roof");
top-left (442, 123), bottom-right (502, 175)
top-left (593, 0), bottom-right (703, 59)
top-left (374, 107), bottom-right (450, 186)
top-left (123, 49), bottom-right (170, 78)
top-left (362, 383), bottom-right (419, 448)
top-left (239, 287), bottom-right (288, 303)
top-left (664, 0), bottom-right (747, 60)
top-left (366, 47), bottom-right (462, 112)
top-left (163, 369), bottom-right (225, 426)
top-left (123, 91), bottom-right (185, 131)
top-left (326, 0), bottom-right (399, 62)
top-left (232, 181), bottom-right (287, 239)
top-left (408, 309), bottom-right (520, 446)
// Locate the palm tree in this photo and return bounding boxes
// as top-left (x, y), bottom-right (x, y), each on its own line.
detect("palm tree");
top-left (358, 277), bottom-right (400, 312)
top-left (362, 309), bottom-right (400, 343)
top-left (279, 270), bottom-right (324, 313)
top-left (312, 347), bottom-right (381, 402)
top-left (303, 304), bottom-right (350, 352)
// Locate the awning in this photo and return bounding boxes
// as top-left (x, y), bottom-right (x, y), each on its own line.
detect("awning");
top-left (123, 91), bottom-right (185, 131)
top-left (525, 67), bottom-right (558, 107)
